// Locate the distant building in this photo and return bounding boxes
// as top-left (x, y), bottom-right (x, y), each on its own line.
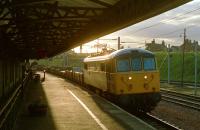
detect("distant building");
top-left (145, 39), bottom-right (167, 52)
top-left (180, 39), bottom-right (200, 52)
top-left (146, 39), bottom-right (200, 52)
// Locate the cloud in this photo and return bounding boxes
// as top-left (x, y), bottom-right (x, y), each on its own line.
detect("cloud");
top-left (80, 0), bottom-right (200, 50)
top-left (105, 0), bottom-right (200, 46)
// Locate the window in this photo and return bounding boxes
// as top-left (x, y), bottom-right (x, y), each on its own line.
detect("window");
top-left (116, 59), bottom-right (130, 72)
top-left (131, 58), bottom-right (141, 71)
top-left (143, 58), bottom-right (156, 70)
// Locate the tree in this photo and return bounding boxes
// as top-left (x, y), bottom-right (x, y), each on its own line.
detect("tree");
top-left (162, 40), bottom-right (165, 46)
top-left (151, 39), bottom-right (155, 44)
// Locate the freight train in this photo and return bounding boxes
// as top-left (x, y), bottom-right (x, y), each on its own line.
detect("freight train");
top-left (47, 48), bottom-right (161, 112)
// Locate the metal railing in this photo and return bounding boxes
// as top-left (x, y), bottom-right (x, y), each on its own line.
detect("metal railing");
top-left (0, 72), bottom-right (31, 130)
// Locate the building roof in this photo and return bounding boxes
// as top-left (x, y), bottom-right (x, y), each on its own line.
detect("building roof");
top-left (0, 0), bottom-right (191, 59)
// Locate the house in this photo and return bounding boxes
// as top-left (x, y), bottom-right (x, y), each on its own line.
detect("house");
top-left (145, 39), bottom-right (167, 52)
top-left (179, 39), bottom-right (200, 52)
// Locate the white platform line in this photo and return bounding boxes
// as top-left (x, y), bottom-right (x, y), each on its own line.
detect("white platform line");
top-left (67, 89), bottom-right (108, 130)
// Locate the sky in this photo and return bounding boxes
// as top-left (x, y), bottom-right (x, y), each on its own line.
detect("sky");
top-left (74, 0), bottom-right (200, 53)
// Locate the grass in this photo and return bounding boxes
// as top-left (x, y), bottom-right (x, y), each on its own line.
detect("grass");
top-left (155, 52), bottom-right (200, 83)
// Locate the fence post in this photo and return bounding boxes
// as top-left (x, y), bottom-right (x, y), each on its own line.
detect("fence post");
top-left (168, 44), bottom-right (170, 84)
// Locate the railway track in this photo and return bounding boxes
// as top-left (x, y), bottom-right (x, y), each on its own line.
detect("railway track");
top-left (161, 89), bottom-right (200, 111)
top-left (135, 113), bottom-right (181, 130)
top-left (104, 98), bottom-right (181, 130)
top-left (78, 84), bottom-right (180, 130)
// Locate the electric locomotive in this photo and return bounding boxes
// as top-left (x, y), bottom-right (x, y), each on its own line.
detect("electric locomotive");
top-left (83, 48), bottom-right (161, 112)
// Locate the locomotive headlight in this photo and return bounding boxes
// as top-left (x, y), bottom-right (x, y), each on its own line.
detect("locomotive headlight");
top-left (128, 76), bottom-right (132, 80)
top-left (144, 75), bottom-right (148, 79)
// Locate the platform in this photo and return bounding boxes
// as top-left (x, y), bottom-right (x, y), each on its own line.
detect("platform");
top-left (14, 72), bottom-right (155, 130)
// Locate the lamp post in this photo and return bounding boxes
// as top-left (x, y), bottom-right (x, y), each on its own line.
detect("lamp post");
top-left (118, 37), bottom-right (120, 50)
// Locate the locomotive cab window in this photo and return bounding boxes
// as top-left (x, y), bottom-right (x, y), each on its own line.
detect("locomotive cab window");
top-left (131, 58), bottom-right (141, 71)
top-left (116, 59), bottom-right (130, 72)
top-left (143, 57), bottom-right (156, 70)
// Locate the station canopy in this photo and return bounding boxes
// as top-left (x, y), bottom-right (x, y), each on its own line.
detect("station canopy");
top-left (0, 0), bottom-right (190, 59)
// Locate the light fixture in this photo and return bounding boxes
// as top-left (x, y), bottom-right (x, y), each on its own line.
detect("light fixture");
top-left (144, 75), bottom-right (148, 79)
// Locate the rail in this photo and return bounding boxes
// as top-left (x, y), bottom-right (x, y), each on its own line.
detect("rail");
top-left (161, 89), bottom-right (200, 111)
top-left (143, 113), bottom-right (181, 130)
top-left (0, 72), bottom-right (31, 130)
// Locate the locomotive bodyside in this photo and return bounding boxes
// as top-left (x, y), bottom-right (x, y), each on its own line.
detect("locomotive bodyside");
top-left (84, 48), bottom-right (161, 111)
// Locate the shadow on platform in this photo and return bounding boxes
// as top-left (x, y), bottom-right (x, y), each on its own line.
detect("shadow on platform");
top-left (14, 76), bottom-right (57, 130)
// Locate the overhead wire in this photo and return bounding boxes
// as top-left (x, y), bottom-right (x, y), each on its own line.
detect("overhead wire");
top-left (131, 4), bottom-right (200, 35)
top-left (81, 4), bottom-right (200, 50)
top-left (136, 23), bottom-right (197, 47)
top-left (116, 5), bottom-right (200, 47)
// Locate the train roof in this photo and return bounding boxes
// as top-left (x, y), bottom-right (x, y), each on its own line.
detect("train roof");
top-left (84, 48), bottom-right (154, 63)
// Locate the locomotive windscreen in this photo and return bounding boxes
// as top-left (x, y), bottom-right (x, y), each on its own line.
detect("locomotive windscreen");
top-left (143, 57), bottom-right (156, 70)
top-left (116, 59), bottom-right (130, 72)
top-left (116, 56), bottom-right (156, 72)
top-left (131, 58), bottom-right (142, 71)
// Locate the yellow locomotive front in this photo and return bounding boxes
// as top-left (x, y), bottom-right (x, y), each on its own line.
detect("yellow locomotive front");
top-left (109, 57), bottom-right (160, 95)
top-left (108, 49), bottom-right (161, 111)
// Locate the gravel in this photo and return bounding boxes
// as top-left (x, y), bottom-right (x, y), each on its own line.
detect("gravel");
top-left (151, 101), bottom-right (200, 130)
